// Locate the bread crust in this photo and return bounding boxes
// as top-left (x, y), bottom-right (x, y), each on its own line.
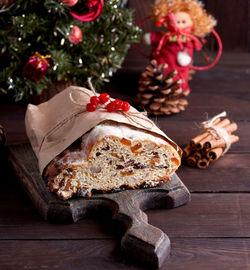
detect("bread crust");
top-left (44, 123), bottom-right (180, 199)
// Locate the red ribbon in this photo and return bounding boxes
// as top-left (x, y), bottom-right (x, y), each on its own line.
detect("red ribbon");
top-left (70, 0), bottom-right (104, 22)
top-left (154, 12), bottom-right (202, 57)
top-left (135, 14), bottom-right (222, 70)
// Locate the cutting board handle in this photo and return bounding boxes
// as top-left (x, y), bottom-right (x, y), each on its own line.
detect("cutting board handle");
top-left (111, 191), bottom-right (172, 268)
top-left (8, 144), bottom-right (190, 268)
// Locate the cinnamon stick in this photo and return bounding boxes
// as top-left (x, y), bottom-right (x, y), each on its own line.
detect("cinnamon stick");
top-left (190, 117), bottom-right (221, 148)
top-left (183, 145), bottom-right (192, 158)
top-left (215, 118), bottom-right (230, 128)
top-left (201, 146), bottom-right (208, 155)
top-left (210, 117), bottom-right (222, 126)
top-left (186, 155), bottom-right (197, 167)
top-left (196, 120), bottom-right (238, 150)
top-left (206, 147), bottom-right (223, 162)
top-left (190, 132), bottom-right (208, 148)
top-left (183, 114), bottom-right (239, 169)
top-left (193, 151), bottom-right (202, 161)
top-left (197, 158), bottom-right (210, 169)
top-left (196, 134), bottom-right (213, 150)
top-left (204, 135), bottom-right (239, 150)
top-left (224, 123), bottom-right (238, 134)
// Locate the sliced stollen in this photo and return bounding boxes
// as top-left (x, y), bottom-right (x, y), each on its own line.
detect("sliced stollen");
top-left (44, 121), bottom-right (181, 199)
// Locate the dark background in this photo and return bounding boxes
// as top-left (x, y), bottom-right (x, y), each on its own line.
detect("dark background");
top-left (1, 1), bottom-right (250, 269)
top-left (128, 0), bottom-right (249, 51)
top-left (122, 0), bottom-right (250, 73)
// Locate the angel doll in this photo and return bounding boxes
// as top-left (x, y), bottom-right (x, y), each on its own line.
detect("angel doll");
top-left (136, 0), bottom-right (222, 115)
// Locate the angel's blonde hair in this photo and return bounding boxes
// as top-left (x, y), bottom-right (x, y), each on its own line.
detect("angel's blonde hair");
top-left (152, 0), bottom-right (216, 37)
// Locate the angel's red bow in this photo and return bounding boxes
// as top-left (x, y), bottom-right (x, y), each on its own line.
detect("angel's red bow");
top-left (154, 12), bottom-right (202, 56)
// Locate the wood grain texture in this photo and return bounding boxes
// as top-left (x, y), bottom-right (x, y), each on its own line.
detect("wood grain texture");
top-left (148, 193), bottom-right (250, 238)
top-left (1, 238), bottom-right (250, 270)
top-left (7, 143), bottom-right (190, 268)
top-left (1, 52), bottom-right (250, 269)
top-left (3, 192), bottom-right (250, 239)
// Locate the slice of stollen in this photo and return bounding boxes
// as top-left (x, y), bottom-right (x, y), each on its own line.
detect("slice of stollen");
top-left (44, 121), bottom-right (181, 199)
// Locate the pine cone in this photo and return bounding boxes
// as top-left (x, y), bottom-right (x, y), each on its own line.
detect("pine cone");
top-left (137, 60), bottom-right (189, 115)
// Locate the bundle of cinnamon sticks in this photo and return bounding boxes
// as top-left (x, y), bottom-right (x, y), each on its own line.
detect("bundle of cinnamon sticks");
top-left (183, 116), bottom-right (239, 169)
top-left (0, 125), bottom-right (6, 147)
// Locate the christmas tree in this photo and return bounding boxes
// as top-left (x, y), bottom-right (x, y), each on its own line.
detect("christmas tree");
top-left (0, 0), bottom-right (140, 101)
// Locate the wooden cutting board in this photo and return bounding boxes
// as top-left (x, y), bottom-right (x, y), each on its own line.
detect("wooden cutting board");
top-left (8, 143), bottom-right (190, 268)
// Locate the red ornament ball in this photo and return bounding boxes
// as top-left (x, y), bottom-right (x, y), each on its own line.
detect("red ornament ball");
top-left (90, 96), bottom-right (100, 105)
top-left (22, 52), bottom-right (50, 82)
top-left (61, 0), bottom-right (78, 7)
top-left (68, 26), bottom-right (82, 44)
top-left (99, 93), bottom-right (110, 104)
top-left (106, 102), bottom-right (116, 113)
top-left (86, 103), bottom-right (97, 112)
top-left (86, 0), bottom-right (98, 8)
top-left (122, 101), bottom-right (130, 112)
top-left (114, 99), bottom-right (123, 109)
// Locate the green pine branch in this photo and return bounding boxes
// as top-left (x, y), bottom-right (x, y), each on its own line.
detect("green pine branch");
top-left (0, 0), bottom-right (141, 101)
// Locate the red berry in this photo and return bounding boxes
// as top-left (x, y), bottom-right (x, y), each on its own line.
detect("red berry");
top-left (90, 96), bottom-right (100, 105)
top-left (86, 103), bottom-right (96, 112)
top-left (114, 99), bottom-right (123, 109)
top-left (99, 93), bottom-right (110, 104)
top-left (122, 101), bottom-right (130, 112)
top-left (106, 102), bottom-right (116, 113)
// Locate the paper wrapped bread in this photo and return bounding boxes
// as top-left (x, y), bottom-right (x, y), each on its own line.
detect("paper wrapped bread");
top-left (25, 86), bottom-right (182, 199)
top-left (44, 121), bottom-right (181, 199)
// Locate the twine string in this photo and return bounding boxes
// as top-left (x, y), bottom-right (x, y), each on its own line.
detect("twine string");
top-left (39, 79), bottom-right (154, 153)
top-left (68, 78), bottom-right (154, 130)
top-left (69, 88), bottom-right (91, 106)
top-left (87, 77), bottom-right (97, 95)
top-left (201, 111), bottom-right (231, 155)
top-left (121, 111), bottom-right (154, 129)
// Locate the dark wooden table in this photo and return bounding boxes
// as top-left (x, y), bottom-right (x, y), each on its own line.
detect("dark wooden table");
top-left (0, 52), bottom-right (250, 270)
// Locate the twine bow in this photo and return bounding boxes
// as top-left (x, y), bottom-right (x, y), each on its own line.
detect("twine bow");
top-left (201, 111), bottom-right (231, 155)
top-left (154, 12), bottom-right (202, 57)
top-left (69, 78), bottom-right (154, 130)
top-left (38, 79), bottom-right (154, 154)
top-left (33, 52), bottom-right (51, 69)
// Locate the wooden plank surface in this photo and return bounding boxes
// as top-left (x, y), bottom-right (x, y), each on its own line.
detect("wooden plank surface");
top-left (6, 144), bottom-right (191, 268)
top-left (1, 239), bottom-right (250, 270)
top-left (1, 52), bottom-right (250, 269)
top-left (2, 192), bottom-right (250, 239)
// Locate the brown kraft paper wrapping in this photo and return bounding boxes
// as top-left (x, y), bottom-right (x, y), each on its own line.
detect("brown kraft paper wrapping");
top-left (25, 86), bottom-right (182, 174)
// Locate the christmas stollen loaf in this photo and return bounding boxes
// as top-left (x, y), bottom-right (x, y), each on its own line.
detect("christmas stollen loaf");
top-left (44, 121), bottom-right (181, 199)
top-left (25, 86), bottom-right (182, 199)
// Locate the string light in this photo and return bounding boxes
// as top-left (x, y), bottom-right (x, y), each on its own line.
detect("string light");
top-left (0, 0), bottom-right (141, 101)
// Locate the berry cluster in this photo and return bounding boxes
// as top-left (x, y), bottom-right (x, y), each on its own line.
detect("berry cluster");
top-left (86, 93), bottom-right (131, 113)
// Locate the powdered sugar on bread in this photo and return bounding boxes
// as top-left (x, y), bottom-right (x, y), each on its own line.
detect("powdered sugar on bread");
top-left (44, 121), bottom-right (181, 199)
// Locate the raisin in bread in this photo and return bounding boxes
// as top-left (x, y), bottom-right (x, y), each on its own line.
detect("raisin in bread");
top-left (44, 121), bottom-right (181, 199)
